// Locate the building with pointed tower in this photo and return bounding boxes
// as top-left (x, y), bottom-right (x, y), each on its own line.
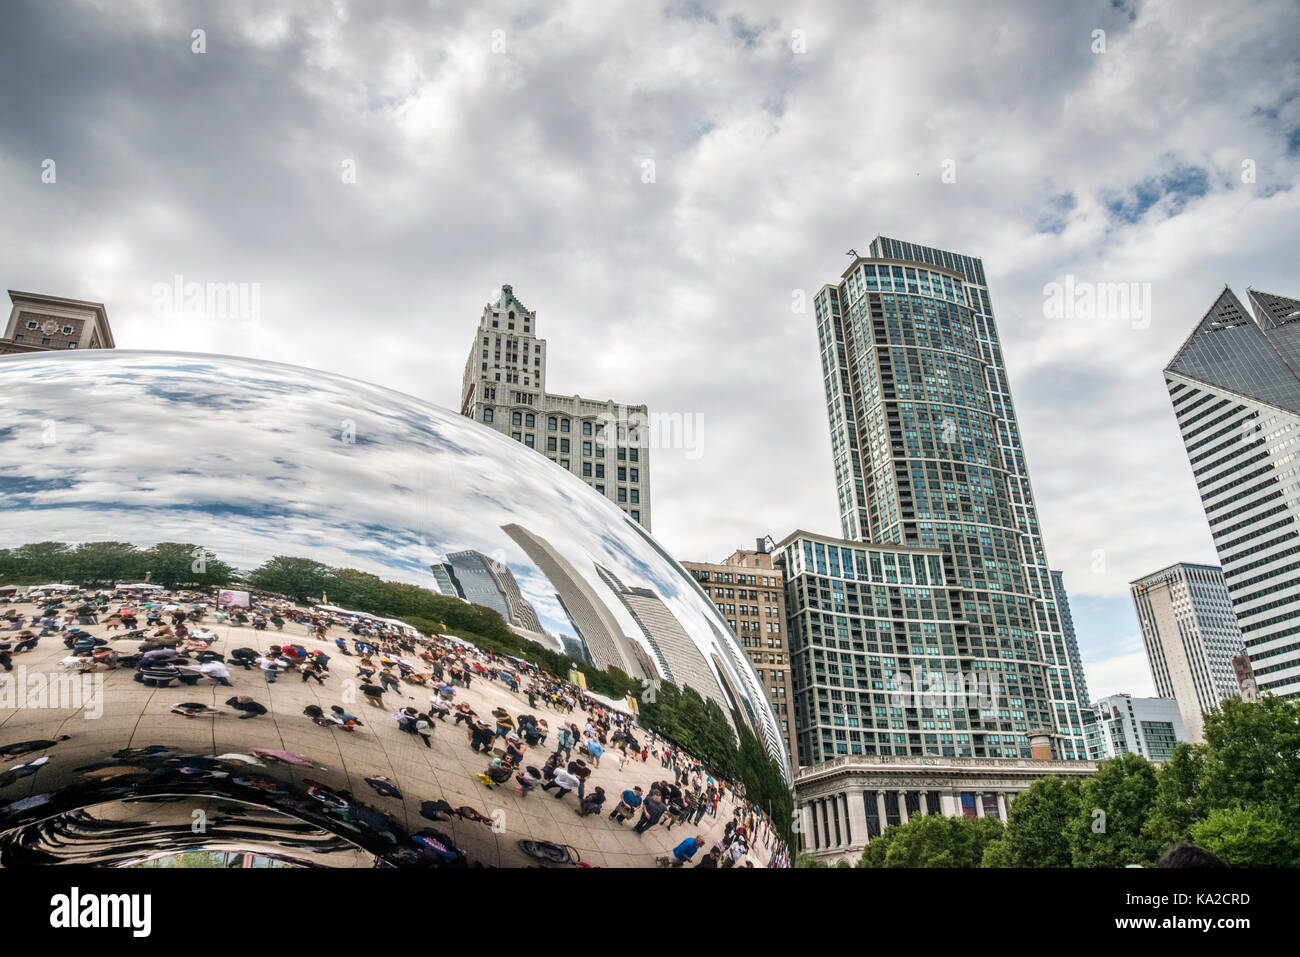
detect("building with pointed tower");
top-left (1, 290), bottom-right (115, 355)
top-left (1164, 287), bottom-right (1300, 699)
top-left (460, 286), bottom-right (652, 529)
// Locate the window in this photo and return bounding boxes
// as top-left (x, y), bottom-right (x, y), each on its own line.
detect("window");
top-left (583, 441), bottom-right (592, 456)
top-left (13, 334), bottom-right (22, 342)
top-left (547, 437), bottom-right (557, 452)
top-left (512, 412), bottom-right (522, 427)
top-left (630, 468), bottom-right (639, 482)
top-left (511, 432), bottom-right (522, 441)
top-left (618, 467), bottom-right (627, 481)
top-left (26, 321), bottom-right (36, 330)
top-left (67, 342), bottom-right (77, 349)
top-left (525, 413), bottom-right (535, 428)
top-left (630, 448), bottom-right (639, 462)
top-left (524, 434), bottom-right (535, 448)
top-left (483, 409), bottom-right (494, 423)
top-left (40, 338), bottom-right (50, 346)
top-left (548, 417), bottom-right (558, 431)
top-left (62, 326), bottom-right (72, 335)
top-left (559, 459), bottom-right (569, 469)
top-left (560, 439), bottom-right (570, 453)
top-left (631, 510), bottom-right (640, 521)
top-left (560, 419), bottom-right (570, 433)
top-left (618, 487), bottom-right (628, 502)
top-left (630, 489), bottom-right (639, 504)
top-left (596, 464), bottom-right (604, 478)
top-left (596, 484), bottom-right (605, 494)
top-left (583, 463), bottom-right (592, 476)
top-left (583, 421), bottom-right (593, 436)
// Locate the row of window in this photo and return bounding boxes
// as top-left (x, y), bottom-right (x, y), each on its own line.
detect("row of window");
top-left (11, 335), bottom-right (75, 348)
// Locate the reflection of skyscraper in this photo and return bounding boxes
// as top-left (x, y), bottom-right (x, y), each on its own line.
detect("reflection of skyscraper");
top-left (430, 562), bottom-right (459, 599)
top-left (501, 523), bottom-right (648, 679)
top-left (594, 564), bottom-right (729, 709)
top-left (434, 550), bottom-right (543, 633)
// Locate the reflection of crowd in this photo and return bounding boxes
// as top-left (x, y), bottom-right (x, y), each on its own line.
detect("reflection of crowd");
top-left (0, 585), bottom-right (793, 868)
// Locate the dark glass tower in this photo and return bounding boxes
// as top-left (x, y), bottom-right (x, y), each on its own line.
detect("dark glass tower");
top-left (809, 237), bottom-right (1087, 759)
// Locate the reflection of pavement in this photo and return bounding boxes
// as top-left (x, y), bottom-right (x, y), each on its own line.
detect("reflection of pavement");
top-left (0, 601), bottom-right (775, 867)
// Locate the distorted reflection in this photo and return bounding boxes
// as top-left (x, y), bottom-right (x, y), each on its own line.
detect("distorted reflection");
top-left (0, 351), bottom-right (792, 868)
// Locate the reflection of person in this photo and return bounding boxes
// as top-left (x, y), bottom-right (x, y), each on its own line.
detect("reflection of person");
top-left (634, 792), bottom-right (666, 834)
top-left (542, 765), bottom-right (580, 799)
top-left (516, 765), bottom-right (543, 796)
top-left (672, 836), bottom-right (704, 865)
top-left (225, 696), bottom-right (266, 719)
top-left (609, 786), bottom-right (643, 823)
top-left (171, 702), bottom-right (224, 718)
top-left (0, 736), bottom-right (70, 762)
top-left (577, 786), bottom-right (606, 817)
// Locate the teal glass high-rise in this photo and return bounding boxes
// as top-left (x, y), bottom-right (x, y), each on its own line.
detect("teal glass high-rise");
top-left (807, 237), bottom-right (1088, 760)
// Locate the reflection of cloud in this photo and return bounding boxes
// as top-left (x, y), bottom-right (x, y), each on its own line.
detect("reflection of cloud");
top-left (0, 351), bottom-right (786, 772)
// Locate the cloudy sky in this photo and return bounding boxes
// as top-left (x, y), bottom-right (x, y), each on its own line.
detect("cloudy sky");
top-left (3, 0), bottom-right (1299, 701)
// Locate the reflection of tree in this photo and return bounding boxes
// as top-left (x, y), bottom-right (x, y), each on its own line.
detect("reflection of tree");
top-left (0, 540), bottom-right (234, 588)
top-left (636, 680), bottom-right (794, 844)
top-left (245, 556), bottom-right (331, 601)
top-left (146, 542), bottom-right (235, 588)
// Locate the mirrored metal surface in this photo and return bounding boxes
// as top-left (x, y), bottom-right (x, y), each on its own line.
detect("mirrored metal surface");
top-left (0, 350), bottom-right (789, 867)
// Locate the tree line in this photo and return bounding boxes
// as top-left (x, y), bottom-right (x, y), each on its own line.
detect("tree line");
top-left (6, 539), bottom-right (795, 842)
top-left (796, 695), bottom-right (1300, 867)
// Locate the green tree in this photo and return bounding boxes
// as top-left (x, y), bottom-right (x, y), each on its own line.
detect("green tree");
top-left (980, 838), bottom-right (1016, 867)
top-left (68, 541), bottom-right (146, 585)
top-left (246, 555), bottom-right (330, 601)
top-left (11, 541), bottom-right (73, 581)
top-left (1198, 696), bottom-right (1300, 830)
top-left (1143, 742), bottom-right (1206, 849)
top-left (995, 775), bottom-right (1083, 867)
top-left (1068, 752), bottom-right (1162, 867)
top-left (859, 814), bottom-right (1003, 868)
top-left (143, 542), bottom-right (234, 588)
top-left (1189, 806), bottom-right (1300, 867)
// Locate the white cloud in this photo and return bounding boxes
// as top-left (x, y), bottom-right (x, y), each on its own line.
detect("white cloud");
top-left (3, 0), bottom-right (1298, 697)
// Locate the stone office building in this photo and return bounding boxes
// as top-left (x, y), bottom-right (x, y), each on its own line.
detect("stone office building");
top-left (794, 752), bottom-right (1096, 864)
top-left (1, 290), bottom-right (115, 355)
top-left (460, 285), bottom-right (651, 528)
top-left (682, 545), bottom-right (798, 765)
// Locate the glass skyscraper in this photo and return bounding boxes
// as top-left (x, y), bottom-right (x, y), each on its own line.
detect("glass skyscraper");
top-left (808, 236), bottom-right (1088, 760)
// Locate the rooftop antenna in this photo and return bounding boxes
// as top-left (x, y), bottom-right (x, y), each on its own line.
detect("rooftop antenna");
top-left (846, 248), bottom-right (858, 258)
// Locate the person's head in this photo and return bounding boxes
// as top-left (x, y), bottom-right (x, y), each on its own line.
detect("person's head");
top-left (1157, 843), bottom-right (1227, 868)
